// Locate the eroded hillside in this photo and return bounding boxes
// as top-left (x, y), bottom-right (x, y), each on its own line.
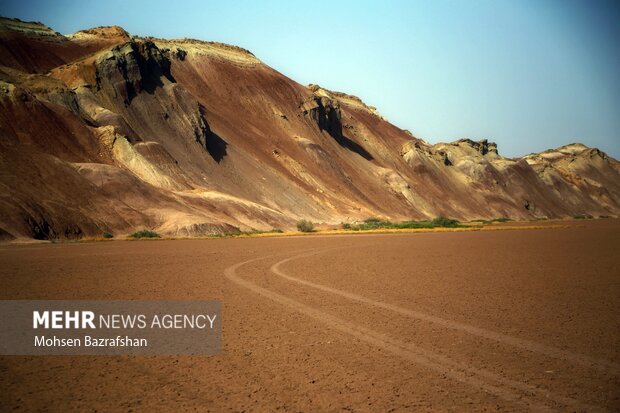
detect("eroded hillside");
top-left (1, 17), bottom-right (619, 240)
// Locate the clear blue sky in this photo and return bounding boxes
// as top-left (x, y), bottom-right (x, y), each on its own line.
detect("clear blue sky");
top-left (2, 0), bottom-right (618, 158)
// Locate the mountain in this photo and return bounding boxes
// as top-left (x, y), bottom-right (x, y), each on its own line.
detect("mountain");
top-left (1, 17), bottom-right (619, 240)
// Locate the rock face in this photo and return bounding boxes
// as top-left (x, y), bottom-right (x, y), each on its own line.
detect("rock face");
top-left (301, 85), bottom-right (343, 138)
top-left (1, 17), bottom-right (619, 239)
top-left (456, 139), bottom-right (498, 156)
top-left (95, 41), bottom-right (175, 105)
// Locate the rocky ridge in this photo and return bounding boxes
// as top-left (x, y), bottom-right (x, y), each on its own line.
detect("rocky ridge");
top-left (1, 17), bottom-right (619, 240)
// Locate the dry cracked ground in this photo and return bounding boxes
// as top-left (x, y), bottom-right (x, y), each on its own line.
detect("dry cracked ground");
top-left (1, 219), bottom-right (619, 412)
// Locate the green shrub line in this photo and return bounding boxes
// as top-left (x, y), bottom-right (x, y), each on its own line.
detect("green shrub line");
top-left (102, 232), bottom-right (114, 239)
top-left (342, 216), bottom-right (462, 231)
top-left (129, 229), bottom-right (160, 239)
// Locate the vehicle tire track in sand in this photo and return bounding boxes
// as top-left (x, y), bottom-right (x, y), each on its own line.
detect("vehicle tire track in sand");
top-left (225, 254), bottom-right (605, 412)
top-left (272, 248), bottom-right (620, 376)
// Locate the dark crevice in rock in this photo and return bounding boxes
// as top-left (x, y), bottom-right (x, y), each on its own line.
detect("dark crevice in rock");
top-left (194, 104), bottom-right (228, 163)
top-left (300, 94), bottom-right (373, 161)
top-left (26, 216), bottom-right (84, 240)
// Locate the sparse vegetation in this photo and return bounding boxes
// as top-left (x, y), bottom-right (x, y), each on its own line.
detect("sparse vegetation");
top-left (341, 222), bottom-right (351, 229)
top-left (129, 230), bottom-right (160, 239)
top-left (574, 214), bottom-right (593, 220)
top-left (469, 217), bottom-right (512, 224)
top-left (351, 218), bottom-right (400, 230)
top-left (296, 220), bottom-right (315, 232)
top-left (430, 216), bottom-right (460, 228)
top-left (215, 228), bottom-right (284, 237)
top-left (344, 216), bottom-right (463, 231)
top-left (102, 232), bottom-right (114, 239)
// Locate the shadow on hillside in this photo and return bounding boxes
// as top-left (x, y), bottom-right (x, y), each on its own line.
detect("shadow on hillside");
top-left (333, 133), bottom-right (374, 161)
top-left (205, 130), bottom-right (228, 163)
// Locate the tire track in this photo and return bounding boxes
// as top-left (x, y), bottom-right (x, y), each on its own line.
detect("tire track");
top-left (225, 253), bottom-right (605, 412)
top-left (271, 248), bottom-right (620, 376)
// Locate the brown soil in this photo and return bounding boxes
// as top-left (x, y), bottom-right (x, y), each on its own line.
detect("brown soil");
top-left (1, 220), bottom-right (619, 412)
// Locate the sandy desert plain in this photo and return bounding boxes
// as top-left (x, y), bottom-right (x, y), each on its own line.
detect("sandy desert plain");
top-left (0, 219), bottom-right (618, 412)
